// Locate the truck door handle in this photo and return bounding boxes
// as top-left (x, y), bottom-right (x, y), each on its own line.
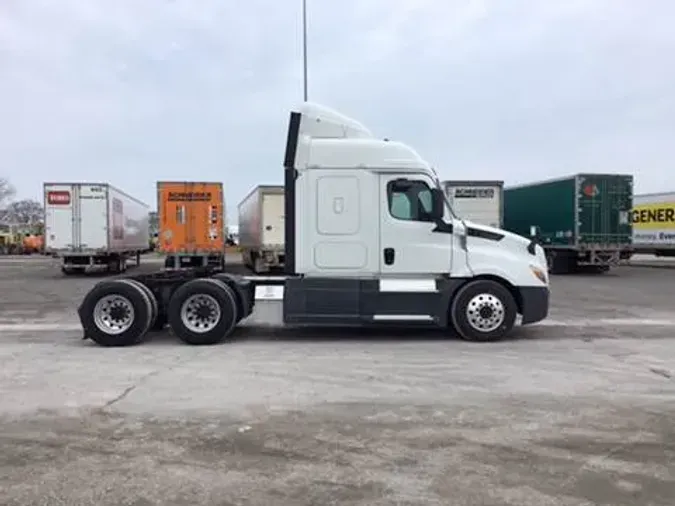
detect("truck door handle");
top-left (383, 247), bottom-right (395, 265)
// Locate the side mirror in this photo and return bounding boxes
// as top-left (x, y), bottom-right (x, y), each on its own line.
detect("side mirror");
top-left (431, 188), bottom-right (445, 220)
top-left (527, 225), bottom-right (540, 255)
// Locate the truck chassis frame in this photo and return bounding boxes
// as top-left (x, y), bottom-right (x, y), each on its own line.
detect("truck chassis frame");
top-left (77, 267), bottom-right (548, 347)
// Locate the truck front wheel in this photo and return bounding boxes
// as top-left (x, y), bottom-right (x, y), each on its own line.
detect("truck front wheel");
top-left (450, 280), bottom-right (517, 342)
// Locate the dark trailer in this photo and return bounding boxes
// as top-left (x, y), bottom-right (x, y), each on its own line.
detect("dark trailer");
top-left (504, 173), bottom-right (633, 273)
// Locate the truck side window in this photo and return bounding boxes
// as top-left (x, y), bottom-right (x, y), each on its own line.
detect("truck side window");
top-left (387, 180), bottom-right (434, 222)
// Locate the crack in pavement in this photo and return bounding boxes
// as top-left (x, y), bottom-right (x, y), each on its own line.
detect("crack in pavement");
top-left (100, 355), bottom-right (194, 410)
top-left (102, 369), bottom-right (162, 409)
top-left (603, 344), bottom-right (673, 381)
top-left (649, 367), bottom-right (672, 379)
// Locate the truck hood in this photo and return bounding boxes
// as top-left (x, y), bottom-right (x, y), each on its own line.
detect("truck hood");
top-left (463, 220), bottom-right (528, 245)
top-left (462, 219), bottom-right (548, 268)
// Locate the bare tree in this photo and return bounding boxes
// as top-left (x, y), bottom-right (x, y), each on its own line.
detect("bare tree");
top-left (4, 199), bottom-right (44, 228)
top-left (0, 178), bottom-right (15, 210)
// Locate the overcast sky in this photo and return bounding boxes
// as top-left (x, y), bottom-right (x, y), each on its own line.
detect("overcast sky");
top-left (1, 0), bottom-right (674, 221)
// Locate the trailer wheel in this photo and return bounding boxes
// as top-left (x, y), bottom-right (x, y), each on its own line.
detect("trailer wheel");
top-left (79, 279), bottom-right (153, 347)
top-left (450, 280), bottom-right (517, 342)
top-left (122, 279), bottom-right (159, 331)
top-left (167, 278), bottom-right (238, 345)
top-left (62, 266), bottom-right (85, 276)
top-left (546, 251), bottom-right (573, 275)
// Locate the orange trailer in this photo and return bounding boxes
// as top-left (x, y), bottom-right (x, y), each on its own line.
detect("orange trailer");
top-left (157, 181), bottom-right (226, 269)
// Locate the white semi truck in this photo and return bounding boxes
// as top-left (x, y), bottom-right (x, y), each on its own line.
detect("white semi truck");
top-left (44, 183), bottom-right (150, 275)
top-left (238, 185), bottom-right (285, 273)
top-left (76, 103), bottom-right (550, 346)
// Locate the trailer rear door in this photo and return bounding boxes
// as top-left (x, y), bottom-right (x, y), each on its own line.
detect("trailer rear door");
top-left (445, 183), bottom-right (503, 228)
top-left (577, 174), bottom-right (633, 246)
top-left (45, 184), bottom-right (75, 250)
top-left (44, 183), bottom-right (108, 251)
top-left (78, 184), bottom-right (108, 250)
top-left (261, 191), bottom-right (285, 246)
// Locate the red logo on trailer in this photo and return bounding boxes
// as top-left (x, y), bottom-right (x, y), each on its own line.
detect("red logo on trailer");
top-left (583, 184), bottom-right (599, 197)
top-left (47, 191), bottom-right (71, 205)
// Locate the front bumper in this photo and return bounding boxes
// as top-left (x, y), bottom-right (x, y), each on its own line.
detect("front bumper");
top-left (519, 286), bottom-right (550, 325)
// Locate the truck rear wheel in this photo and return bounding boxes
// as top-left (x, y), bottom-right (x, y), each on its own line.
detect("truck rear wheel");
top-left (167, 278), bottom-right (238, 345)
top-left (122, 279), bottom-right (159, 331)
top-left (79, 279), bottom-right (153, 347)
top-left (450, 280), bottom-right (517, 342)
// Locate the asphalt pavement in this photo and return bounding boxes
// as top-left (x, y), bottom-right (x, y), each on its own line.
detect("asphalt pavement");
top-left (0, 254), bottom-right (674, 506)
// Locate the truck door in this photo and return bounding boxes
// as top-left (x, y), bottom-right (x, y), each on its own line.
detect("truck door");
top-left (379, 174), bottom-right (453, 275)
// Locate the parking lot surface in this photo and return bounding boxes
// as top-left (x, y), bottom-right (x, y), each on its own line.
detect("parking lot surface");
top-left (1, 255), bottom-right (674, 505)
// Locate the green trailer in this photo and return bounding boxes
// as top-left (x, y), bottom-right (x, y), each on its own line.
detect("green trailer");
top-left (504, 173), bottom-right (633, 273)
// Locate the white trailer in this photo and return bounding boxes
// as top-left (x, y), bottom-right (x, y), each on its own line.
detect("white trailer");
top-left (238, 185), bottom-right (285, 273)
top-left (44, 183), bottom-right (150, 275)
top-left (632, 191), bottom-right (675, 257)
top-left (442, 180), bottom-right (504, 228)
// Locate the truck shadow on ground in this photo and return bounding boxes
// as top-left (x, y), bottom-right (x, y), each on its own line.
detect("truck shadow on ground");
top-left (121, 324), bottom-right (548, 347)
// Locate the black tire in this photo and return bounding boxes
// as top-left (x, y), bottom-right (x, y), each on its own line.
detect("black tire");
top-left (546, 251), bottom-right (571, 275)
top-left (62, 266), bottom-right (85, 276)
top-left (124, 279), bottom-right (158, 330)
top-left (79, 279), bottom-right (153, 347)
top-left (167, 278), bottom-right (239, 345)
top-left (212, 273), bottom-right (247, 323)
top-left (109, 257), bottom-right (122, 274)
top-left (450, 280), bottom-right (517, 342)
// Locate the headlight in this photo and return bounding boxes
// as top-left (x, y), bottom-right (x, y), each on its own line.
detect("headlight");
top-left (530, 265), bottom-right (548, 284)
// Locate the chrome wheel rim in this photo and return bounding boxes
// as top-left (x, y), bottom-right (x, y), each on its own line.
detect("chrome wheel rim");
top-left (180, 294), bottom-right (221, 333)
top-left (465, 293), bottom-right (505, 333)
top-left (93, 295), bottom-right (135, 335)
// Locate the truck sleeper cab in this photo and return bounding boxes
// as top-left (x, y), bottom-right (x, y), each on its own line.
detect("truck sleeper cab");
top-left (77, 103), bottom-right (550, 347)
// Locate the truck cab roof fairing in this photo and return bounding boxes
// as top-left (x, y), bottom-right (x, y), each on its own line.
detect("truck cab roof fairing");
top-left (283, 103), bottom-right (375, 275)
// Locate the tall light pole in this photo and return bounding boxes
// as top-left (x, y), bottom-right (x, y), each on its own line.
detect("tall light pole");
top-left (302, 0), bottom-right (308, 101)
